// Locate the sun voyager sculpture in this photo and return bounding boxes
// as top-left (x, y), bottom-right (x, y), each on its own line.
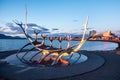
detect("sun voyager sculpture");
top-left (13, 16), bottom-right (90, 66)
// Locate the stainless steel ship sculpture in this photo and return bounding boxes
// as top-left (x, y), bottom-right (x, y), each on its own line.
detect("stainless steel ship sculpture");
top-left (14, 16), bottom-right (89, 66)
top-left (13, 8), bottom-right (90, 66)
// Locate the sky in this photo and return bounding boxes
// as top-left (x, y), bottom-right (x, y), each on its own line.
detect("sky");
top-left (0, 0), bottom-right (120, 36)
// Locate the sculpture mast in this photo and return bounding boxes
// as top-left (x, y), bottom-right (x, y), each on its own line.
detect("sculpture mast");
top-left (82, 16), bottom-right (89, 41)
top-left (71, 16), bottom-right (89, 53)
top-left (25, 5), bottom-right (28, 34)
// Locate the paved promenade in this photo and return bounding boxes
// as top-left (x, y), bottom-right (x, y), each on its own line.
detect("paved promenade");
top-left (57, 50), bottom-right (120, 80)
top-left (0, 50), bottom-right (120, 80)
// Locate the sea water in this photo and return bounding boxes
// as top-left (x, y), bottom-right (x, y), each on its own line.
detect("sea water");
top-left (0, 39), bottom-right (118, 51)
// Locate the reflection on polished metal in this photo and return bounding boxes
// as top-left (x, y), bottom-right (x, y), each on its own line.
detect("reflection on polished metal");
top-left (14, 16), bottom-right (90, 66)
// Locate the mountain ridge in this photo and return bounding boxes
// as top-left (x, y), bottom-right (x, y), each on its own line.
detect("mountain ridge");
top-left (0, 34), bottom-right (22, 39)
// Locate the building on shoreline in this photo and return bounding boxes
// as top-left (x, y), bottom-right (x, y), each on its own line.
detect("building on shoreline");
top-left (89, 30), bottom-right (119, 41)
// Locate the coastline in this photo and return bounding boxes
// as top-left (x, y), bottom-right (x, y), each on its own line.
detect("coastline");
top-left (0, 50), bottom-right (120, 80)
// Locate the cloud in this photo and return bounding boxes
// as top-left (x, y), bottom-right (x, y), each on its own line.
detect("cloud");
top-left (52, 28), bottom-right (59, 31)
top-left (73, 20), bottom-right (79, 22)
top-left (27, 23), bottom-right (38, 26)
top-left (26, 23), bottom-right (50, 34)
top-left (5, 23), bottom-right (22, 34)
top-left (26, 23), bottom-right (49, 31)
top-left (81, 27), bottom-right (93, 30)
top-left (0, 24), bottom-right (20, 34)
top-left (40, 27), bottom-right (49, 31)
top-left (87, 27), bottom-right (93, 30)
top-left (0, 22), bottom-right (51, 35)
